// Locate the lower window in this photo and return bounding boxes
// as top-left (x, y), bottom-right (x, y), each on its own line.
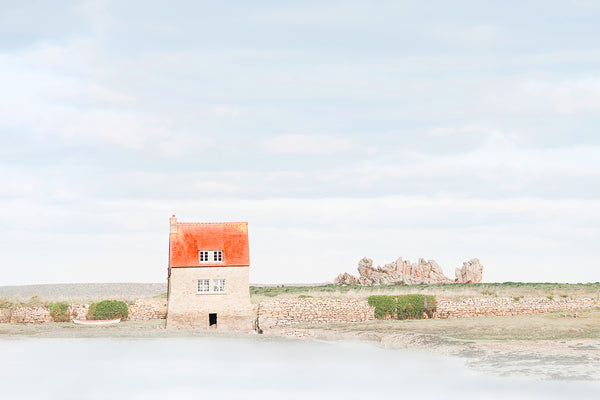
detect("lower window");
top-left (213, 279), bottom-right (226, 293)
top-left (197, 279), bottom-right (210, 293)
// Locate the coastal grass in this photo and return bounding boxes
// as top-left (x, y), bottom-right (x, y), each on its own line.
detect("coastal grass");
top-left (250, 282), bottom-right (600, 302)
top-left (300, 308), bottom-right (600, 341)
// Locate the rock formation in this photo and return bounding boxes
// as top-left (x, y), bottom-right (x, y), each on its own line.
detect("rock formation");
top-left (455, 258), bottom-right (484, 284)
top-left (334, 257), bottom-right (483, 286)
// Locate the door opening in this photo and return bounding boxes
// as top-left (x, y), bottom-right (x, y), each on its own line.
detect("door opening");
top-left (209, 313), bottom-right (217, 327)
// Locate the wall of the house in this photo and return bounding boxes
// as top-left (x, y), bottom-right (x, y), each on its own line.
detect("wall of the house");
top-left (166, 266), bottom-right (254, 330)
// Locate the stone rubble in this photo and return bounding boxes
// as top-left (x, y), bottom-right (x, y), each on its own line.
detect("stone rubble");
top-left (335, 256), bottom-right (483, 286)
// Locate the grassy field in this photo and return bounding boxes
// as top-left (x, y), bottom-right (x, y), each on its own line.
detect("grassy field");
top-left (250, 282), bottom-right (600, 302)
top-left (300, 308), bottom-right (600, 341)
top-left (1, 282), bottom-right (599, 306)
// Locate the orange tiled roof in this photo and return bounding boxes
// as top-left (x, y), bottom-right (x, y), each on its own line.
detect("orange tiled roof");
top-left (169, 220), bottom-right (249, 267)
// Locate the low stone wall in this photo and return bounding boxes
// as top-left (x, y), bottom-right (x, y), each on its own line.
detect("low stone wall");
top-left (256, 296), bottom-right (599, 330)
top-left (0, 300), bottom-right (167, 324)
top-left (0, 296), bottom-right (597, 326)
top-left (128, 299), bottom-right (167, 321)
top-left (258, 297), bottom-right (376, 329)
top-left (0, 307), bottom-right (53, 323)
top-left (435, 297), bottom-right (597, 318)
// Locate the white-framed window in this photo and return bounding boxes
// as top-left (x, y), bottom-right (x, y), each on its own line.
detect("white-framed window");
top-left (197, 279), bottom-right (210, 293)
top-left (213, 279), bottom-right (226, 293)
top-left (199, 250), bottom-right (223, 263)
top-left (196, 279), bottom-right (226, 294)
top-left (199, 251), bottom-right (209, 262)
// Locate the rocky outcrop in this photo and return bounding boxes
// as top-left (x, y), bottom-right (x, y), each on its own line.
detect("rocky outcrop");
top-left (334, 257), bottom-right (483, 286)
top-left (455, 258), bottom-right (484, 284)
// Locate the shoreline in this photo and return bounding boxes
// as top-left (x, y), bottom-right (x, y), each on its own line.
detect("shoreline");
top-left (1, 318), bottom-right (599, 381)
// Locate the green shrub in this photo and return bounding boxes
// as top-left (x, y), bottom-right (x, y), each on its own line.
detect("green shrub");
top-left (423, 295), bottom-right (436, 318)
top-left (547, 295), bottom-right (554, 301)
top-left (368, 295), bottom-right (397, 319)
top-left (397, 295), bottom-right (426, 319)
top-left (47, 302), bottom-right (70, 322)
top-left (87, 300), bottom-right (128, 321)
top-left (367, 295), bottom-right (437, 320)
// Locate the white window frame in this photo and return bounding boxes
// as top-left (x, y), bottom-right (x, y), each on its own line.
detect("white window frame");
top-left (196, 279), bottom-right (226, 294)
top-left (199, 251), bottom-right (209, 262)
top-left (213, 279), bottom-right (226, 293)
top-left (198, 250), bottom-right (223, 264)
top-left (213, 250), bottom-right (222, 262)
top-left (197, 279), bottom-right (210, 293)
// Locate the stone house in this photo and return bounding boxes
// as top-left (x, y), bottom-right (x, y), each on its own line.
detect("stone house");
top-left (166, 215), bottom-right (254, 330)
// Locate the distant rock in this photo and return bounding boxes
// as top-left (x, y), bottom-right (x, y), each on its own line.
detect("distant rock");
top-left (334, 256), bottom-right (484, 286)
top-left (455, 258), bottom-right (484, 284)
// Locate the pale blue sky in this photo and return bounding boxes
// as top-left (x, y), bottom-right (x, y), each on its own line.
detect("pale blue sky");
top-left (1, 1), bottom-right (599, 284)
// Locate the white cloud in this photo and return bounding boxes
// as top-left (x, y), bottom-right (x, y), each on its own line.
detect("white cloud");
top-left (263, 134), bottom-right (351, 154)
top-left (523, 78), bottom-right (600, 115)
top-left (430, 25), bottom-right (506, 48)
top-left (427, 125), bottom-right (485, 137)
top-left (551, 79), bottom-right (600, 114)
top-left (210, 107), bottom-right (241, 118)
top-left (61, 111), bottom-right (171, 149)
top-left (2, 194), bottom-right (599, 284)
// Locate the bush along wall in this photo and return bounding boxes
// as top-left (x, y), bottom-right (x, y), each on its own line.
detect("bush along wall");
top-left (47, 302), bottom-right (70, 322)
top-left (87, 300), bottom-right (128, 321)
top-left (368, 295), bottom-right (437, 320)
top-left (367, 295), bottom-right (397, 319)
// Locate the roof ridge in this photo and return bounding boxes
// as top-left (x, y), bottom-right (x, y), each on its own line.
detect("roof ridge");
top-left (177, 221), bottom-right (247, 225)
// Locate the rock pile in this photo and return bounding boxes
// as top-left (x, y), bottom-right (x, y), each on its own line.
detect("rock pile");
top-left (455, 258), bottom-right (484, 284)
top-left (334, 257), bottom-right (484, 285)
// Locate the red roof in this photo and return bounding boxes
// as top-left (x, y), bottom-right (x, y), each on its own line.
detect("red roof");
top-left (169, 220), bottom-right (249, 267)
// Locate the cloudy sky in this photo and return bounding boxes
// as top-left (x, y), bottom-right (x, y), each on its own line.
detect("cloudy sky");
top-left (1, 0), bottom-right (599, 285)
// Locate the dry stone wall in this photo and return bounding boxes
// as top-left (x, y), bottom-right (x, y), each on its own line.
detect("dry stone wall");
top-left (128, 299), bottom-right (167, 321)
top-left (435, 297), bottom-right (598, 318)
top-left (258, 297), bottom-right (376, 328)
top-left (0, 307), bottom-right (53, 323)
top-left (0, 300), bottom-right (167, 323)
top-left (1, 296), bottom-right (598, 326)
top-left (256, 296), bottom-right (599, 330)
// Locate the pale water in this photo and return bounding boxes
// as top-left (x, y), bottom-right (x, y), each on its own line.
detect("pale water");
top-left (0, 337), bottom-right (598, 399)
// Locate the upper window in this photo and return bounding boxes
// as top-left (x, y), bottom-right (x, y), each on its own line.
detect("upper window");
top-left (199, 250), bottom-right (223, 263)
top-left (199, 251), bottom-right (209, 262)
top-left (213, 250), bottom-right (222, 262)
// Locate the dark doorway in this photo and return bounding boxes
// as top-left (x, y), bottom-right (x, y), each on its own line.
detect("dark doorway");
top-left (209, 313), bottom-right (217, 327)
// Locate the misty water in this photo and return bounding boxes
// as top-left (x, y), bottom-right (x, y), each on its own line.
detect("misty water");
top-left (0, 337), bottom-right (598, 399)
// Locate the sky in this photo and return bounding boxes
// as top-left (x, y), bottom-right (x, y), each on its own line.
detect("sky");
top-left (1, 0), bottom-right (600, 285)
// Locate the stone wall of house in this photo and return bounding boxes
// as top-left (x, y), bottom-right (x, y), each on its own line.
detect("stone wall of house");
top-left (257, 297), bottom-right (376, 329)
top-left (166, 266), bottom-right (254, 331)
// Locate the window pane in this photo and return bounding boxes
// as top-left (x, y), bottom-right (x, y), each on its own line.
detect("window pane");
top-left (197, 279), bottom-right (209, 292)
top-left (213, 279), bottom-right (225, 292)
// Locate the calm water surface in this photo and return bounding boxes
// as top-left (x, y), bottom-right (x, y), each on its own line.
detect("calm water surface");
top-left (0, 337), bottom-right (598, 399)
